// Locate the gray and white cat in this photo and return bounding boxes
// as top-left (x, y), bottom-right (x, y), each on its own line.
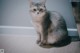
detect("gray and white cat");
top-left (29, 0), bottom-right (68, 46)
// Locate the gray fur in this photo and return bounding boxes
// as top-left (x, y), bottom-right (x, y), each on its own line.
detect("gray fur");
top-left (29, 0), bottom-right (68, 45)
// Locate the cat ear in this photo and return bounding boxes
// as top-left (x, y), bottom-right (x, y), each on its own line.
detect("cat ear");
top-left (41, 0), bottom-right (46, 5)
top-left (28, 0), bottom-right (34, 7)
top-left (28, 0), bottom-right (32, 4)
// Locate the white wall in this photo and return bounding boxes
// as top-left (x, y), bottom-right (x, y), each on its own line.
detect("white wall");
top-left (0, 0), bottom-right (77, 28)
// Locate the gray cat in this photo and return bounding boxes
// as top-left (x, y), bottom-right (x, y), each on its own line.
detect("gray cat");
top-left (29, 0), bottom-right (68, 46)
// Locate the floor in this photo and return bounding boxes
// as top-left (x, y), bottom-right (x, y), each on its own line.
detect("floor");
top-left (0, 34), bottom-right (80, 53)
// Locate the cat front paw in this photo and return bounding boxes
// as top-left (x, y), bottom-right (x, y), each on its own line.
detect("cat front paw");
top-left (39, 40), bottom-right (47, 46)
top-left (36, 40), bottom-right (41, 44)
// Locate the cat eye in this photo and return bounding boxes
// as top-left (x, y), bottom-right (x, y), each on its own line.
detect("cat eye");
top-left (39, 9), bottom-right (43, 11)
top-left (33, 9), bottom-right (36, 11)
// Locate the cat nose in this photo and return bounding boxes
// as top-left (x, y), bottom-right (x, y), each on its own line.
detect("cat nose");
top-left (37, 12), bottom-right (39, 14)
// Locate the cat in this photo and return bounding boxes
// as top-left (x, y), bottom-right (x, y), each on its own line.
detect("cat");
top-left (29, 0), bottom-right (68, 46)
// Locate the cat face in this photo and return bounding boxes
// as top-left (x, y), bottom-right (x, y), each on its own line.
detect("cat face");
top-left (29, 0), bottom-right (47, 18)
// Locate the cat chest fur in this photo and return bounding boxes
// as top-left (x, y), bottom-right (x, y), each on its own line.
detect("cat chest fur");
top-left (33, 14), bottom-right (52, 34)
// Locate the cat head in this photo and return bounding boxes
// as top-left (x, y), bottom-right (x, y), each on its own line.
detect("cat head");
top-left (29, 0), bottom-right (47, 18)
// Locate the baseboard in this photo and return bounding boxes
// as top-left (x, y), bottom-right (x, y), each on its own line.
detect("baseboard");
top-left (0, 25), bottom-right (79, 36)
top-left (0, 26), bottom-right (36, 35)
top-left (0, 25), bottom-right (80, 41)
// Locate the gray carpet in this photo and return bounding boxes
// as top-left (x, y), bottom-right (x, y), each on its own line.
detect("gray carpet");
top-left (0, 34), bottom-right (80, 53)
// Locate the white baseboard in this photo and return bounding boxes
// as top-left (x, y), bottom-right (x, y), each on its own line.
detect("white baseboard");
top-left (0, 25), bottom-right (79, 36)
top-left (0, 25), bottom-right (77, 31)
